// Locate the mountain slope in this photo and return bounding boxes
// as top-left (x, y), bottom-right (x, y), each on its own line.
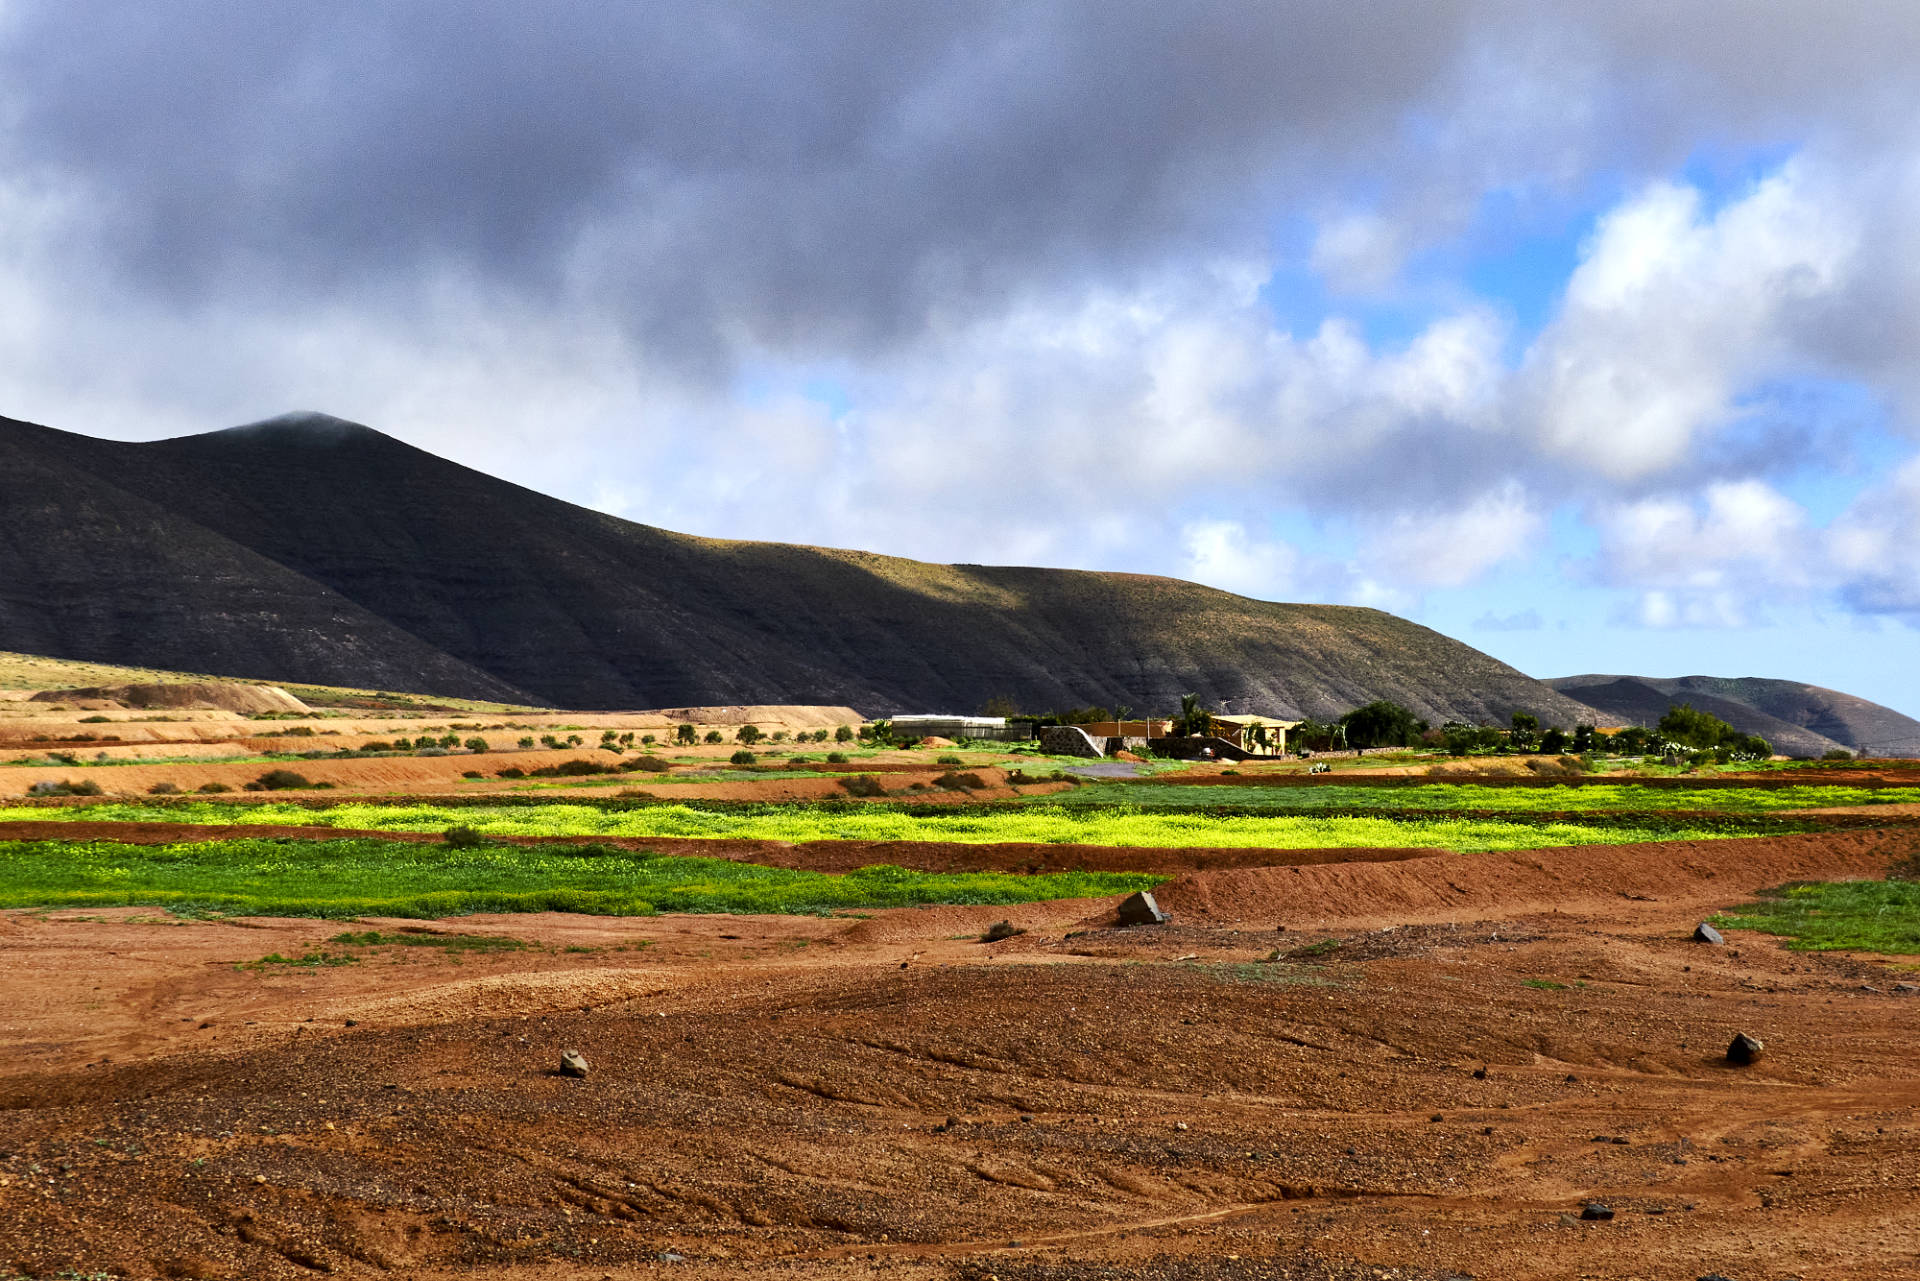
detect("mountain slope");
top-left (1546, 674), bottom-right (1920, 758)
top-left (4, 409), bottom-right (1601, 721)
top-left (0, 419), bottom-right (538, 704)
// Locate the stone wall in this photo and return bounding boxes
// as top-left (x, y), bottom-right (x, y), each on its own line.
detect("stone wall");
top-left (1039, 725), bottom-right (1105, 758)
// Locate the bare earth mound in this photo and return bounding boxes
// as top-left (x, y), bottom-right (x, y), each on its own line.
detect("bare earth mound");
top-left (28, 681), bottom-right (310, 714)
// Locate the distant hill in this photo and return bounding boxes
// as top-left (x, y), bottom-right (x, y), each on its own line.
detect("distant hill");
top-left (1546, 674), bottom-right (1920, 758)
top-left (4, 408), bottom-right (1607, 722)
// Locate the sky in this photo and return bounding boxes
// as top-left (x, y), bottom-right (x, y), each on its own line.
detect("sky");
top-left (2, 2), bottom-right (1918, 717)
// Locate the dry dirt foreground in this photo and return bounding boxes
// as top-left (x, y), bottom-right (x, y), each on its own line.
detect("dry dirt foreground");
top-left (3, 831), bottom-right (1919, 1281)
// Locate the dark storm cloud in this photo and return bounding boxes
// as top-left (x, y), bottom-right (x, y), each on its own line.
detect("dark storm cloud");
top-left (8, 1), bottom-right (1918, 373)
top-left (1, 0), bottom-right (1491, 367)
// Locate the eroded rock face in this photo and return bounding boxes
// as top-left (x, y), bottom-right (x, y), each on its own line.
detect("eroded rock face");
top-left (1116, 891), bottom-right (1169, 927)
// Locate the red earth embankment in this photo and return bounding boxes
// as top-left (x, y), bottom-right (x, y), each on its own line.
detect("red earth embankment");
top-left (1156, 826), bottom-right (1916, 927)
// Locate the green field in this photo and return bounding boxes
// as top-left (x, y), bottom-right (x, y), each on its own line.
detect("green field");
top-left (1713, 879), bottom-right (1920, 954)
top-left (1033, 781), bottom-right (1920, 813)
top-left (0, 799), bottom-right (1780, 852)
top-left (0, 837), bottom-right (1160, 919)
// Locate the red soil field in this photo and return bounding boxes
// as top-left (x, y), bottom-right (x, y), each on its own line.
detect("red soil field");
top-left (3, 826), bottom-right (1918, 1278)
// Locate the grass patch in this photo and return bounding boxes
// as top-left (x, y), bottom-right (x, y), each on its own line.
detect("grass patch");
top-left (1522, 978), bottom-right (1569, 991)
top-left (0, 800), bottom-right (1783, 853)
top-left (238, 949), bottom-right (359, 970)
top-left (1713, 879), bottom-right (1920, 954)
top-left (0, 837), bottom-right (1160, 919)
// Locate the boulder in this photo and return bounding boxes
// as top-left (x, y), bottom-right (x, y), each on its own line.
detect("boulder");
top-left (559, 1049), bottom-right (590, 1078)
top-left (1692, 922), bottom-right (1725, 944)
top-left (1579, 1203), bottom-right (1614, 1221)
top-left (1725, 1031), bottom-right (1764, 1066)
top-left (1116, 890), bottom-right (1169, 927)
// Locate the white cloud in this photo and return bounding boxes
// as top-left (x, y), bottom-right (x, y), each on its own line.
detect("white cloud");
top-left (1362, 483), bottom-right (1543, 589)
top-left (1519, 166), bottom-right (1859, 480)
top-left (1178, 520), bottom-right (1302, 599)
top-left (1829, 456), bottom-right (1920, 617)
top-left (1310, 212), bottom-right (1408, 294)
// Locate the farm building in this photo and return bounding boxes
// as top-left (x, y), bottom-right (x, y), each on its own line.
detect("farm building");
top-left (1209, 715), bottom-right (1301, 754)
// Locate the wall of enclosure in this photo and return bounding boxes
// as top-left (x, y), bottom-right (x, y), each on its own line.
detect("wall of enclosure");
top-left (891, 717), bottom-right (1033, 742)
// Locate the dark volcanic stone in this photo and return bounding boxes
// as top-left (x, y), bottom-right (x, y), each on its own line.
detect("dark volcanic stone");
top-left (1692, 922), bottom-right (1725, 944)
top-left (1726, 1032), bottom-right (1764, 1065)
top-left (1580, 1203), bottom-right (1614, 1221)
top-left (1116, 891), bottom-right (1169, 927)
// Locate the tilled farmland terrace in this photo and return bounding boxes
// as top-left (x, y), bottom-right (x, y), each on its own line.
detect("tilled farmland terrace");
top-left (1, 693), bottom-right (1918, 1279)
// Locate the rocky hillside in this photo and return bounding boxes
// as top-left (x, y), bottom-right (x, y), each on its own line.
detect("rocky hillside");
top-left (1546, 674), bottom-right (1920, 758)
top-left (2, 409), bottom-right (1608, 722)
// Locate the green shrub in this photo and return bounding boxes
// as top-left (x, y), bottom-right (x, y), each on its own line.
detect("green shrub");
top-left (826, 752), bottom-right (849, 763)
top-left (362, 740), bottom-right (394, 753)
top-left (517, 736), bottom-right (536, 749)
top-left (704, 731), bottom-right (724, 744)
top-left (835, 726), bottom-right (854, 743)
top-left (737, 725), bottom-right (763, 745)
top-left (618, 755), bottom-right (671, 773)
top-left (197, 782), bottom-right (231, 794)
top-left (148, 781), bottom-right (181, 795)
top-left (730, 750), bottom-right (757, 765)
top-left (935, 771), bottom-right (987, 791)
top-left (28, 778), bottom-right (102, 797)
top-left (529, 759), bottom-right (605, 778)
top-left (641, 734), bottom-right (656, 745)
top-left (495, 767), bottom-right (525, 779)
top-left (465, 736), bottom-right (488, 753)
top-left (839, 775), bottom-right (886, 797)
top-left (79, 714), bottom-right (112, 723)
top-left (1823, 748), bottom-right (1855, 761)
top-left (248, 769), bottom-right (314, 791)
top-left (461, 770), bottom-right (483, 779)
top-left (443, 824), bottom-right (488, 848)
top-left (937, 754), bottom-right (963, 765)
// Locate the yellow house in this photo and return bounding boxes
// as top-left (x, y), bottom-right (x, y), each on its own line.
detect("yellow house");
top-left (1208, 715), bottom-right (1301, 754)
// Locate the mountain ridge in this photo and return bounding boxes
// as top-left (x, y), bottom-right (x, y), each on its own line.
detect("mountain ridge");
top-left (0, 408), bottom-right (1860, 732)
top-left (1545, 674), bottom-right (1920, 758)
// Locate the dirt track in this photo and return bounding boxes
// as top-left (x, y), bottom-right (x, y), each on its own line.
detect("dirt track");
top-left (3, 828), bottom-right (1918, 1279)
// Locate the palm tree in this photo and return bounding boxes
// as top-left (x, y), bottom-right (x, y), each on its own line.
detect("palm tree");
top-left (1174, 693), bottom-right (1213, 737)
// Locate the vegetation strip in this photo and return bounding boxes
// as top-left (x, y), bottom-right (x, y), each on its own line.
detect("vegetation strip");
top-left (0, 799), bottom-right (1792, 851)
top-left (0, 837), bottom-right (1159, 918)
top-left (1713, 879), bottom-right (1920, 954)
top-left (1039, 781), bottom-right (1920, 813)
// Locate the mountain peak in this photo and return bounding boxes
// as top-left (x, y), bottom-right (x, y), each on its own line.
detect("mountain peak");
top-left (219, 411), bottom-right (379, 441)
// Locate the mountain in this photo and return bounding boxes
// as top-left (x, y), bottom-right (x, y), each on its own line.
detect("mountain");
top-left (1545, 674), bottom-right (1920, 758)
top-left (5, 408), bottom-right (1605, 722)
